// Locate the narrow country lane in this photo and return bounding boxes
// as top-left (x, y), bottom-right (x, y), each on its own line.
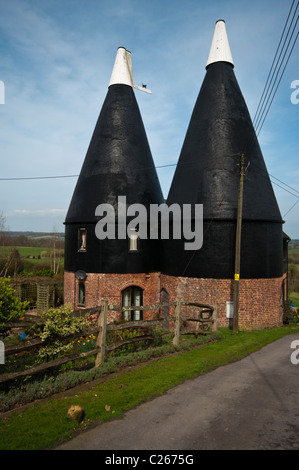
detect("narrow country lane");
top-left (56, 333), bottom-right (299, 450)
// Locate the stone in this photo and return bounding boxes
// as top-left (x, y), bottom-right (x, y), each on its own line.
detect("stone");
top-left (67, 405), bottom-right (85, 423)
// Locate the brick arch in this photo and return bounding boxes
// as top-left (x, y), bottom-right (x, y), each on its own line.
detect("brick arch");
top-left (120, 282), bottom-right (145, 294)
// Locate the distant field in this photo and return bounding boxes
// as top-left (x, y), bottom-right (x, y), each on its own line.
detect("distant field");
top-left (289, 248), bottom-right (299, 255)
top-left (0, 246), bottom-right (45, 257)
top-left (0, 246), bottom-right (64, 267)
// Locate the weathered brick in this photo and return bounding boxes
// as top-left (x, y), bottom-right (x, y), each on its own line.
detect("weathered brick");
top-left (64, 271), bottom-right (284, 330)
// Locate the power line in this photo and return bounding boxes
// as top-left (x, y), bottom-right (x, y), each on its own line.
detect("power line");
top-left (241, 0), bottom-right (299, 219)
top-left (0, 174), bottom-right (79, 181)
top-left (254, 2), bottom-right (299, 135)
top-left (283, 199), bottom-right (299, 218)
top-left (269, 172), bottom-right (299, 196)
top-left (1, 155), bottom-right (299, 216)
top-left (4, 157), bottom-right (299, 202)
top-left (252, 0), bottom-right (296, 130)
top-left (256, 30), bottom-right (298, 137)
top-left (243, 1), bottom-right (298, 154)
top-left (271, 179), bottom-right (299, 201)
top-left (1, 4), bottom-right (298, 219)
top-left (0, 162), bottom-right (180, 181)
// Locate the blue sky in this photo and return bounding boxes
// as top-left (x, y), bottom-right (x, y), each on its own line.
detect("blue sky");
top-left (0, 0), bottom-right (298, 238)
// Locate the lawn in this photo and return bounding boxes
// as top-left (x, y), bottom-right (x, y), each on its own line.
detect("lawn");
top-left (290, 292), bottom-right (299, 308)
top-left (0, 245), bottom-right (64, 270)
top-left (0, 246), bottom-right (45, 257)
top-left (0, 325), bottom-right (298, 450)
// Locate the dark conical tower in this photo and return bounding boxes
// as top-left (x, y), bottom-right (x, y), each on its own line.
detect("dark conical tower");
top-left (164, 20), bottom-right (283, 280)
top-left (160, 20), bottom-right (284, 330)
top-left (64, 48), bottom-right (164, 311)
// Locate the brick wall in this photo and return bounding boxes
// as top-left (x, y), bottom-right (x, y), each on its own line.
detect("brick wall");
top-left (64, 271), bottom-right (161, 322)
top-left (64, 271), bottom-right (284, 330)
top-left (160, 274), bottom-right (284, 330)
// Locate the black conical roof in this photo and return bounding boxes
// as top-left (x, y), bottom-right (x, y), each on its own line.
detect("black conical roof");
top-left (167, 61), bottom-right (282, 223)
top-left (163, 22), bottom-right (283, 280)
top-left (65, 84), bottom-right (164, 224)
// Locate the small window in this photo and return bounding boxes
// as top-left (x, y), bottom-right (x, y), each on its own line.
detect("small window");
top-left (128, 228), bottom-right (139, 252)
top-left (78, 228), bottom-right (87, 252)
top-left (122, 286), bottom-right (143, 321)
top-left (78, 282), bottom-right (85, 307)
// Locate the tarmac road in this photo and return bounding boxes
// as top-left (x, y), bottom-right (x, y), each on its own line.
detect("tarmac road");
top-left (56, 332), bottom-right (299, 450)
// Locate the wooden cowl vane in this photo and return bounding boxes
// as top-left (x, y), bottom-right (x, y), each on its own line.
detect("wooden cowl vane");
top-left (64, 47), bottom-right (164, 274)
top-left (164, 20), bottom-right (283, 279)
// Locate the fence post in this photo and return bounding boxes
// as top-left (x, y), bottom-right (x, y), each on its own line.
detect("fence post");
top-left (212, 307), bottom-right (218, 332)
top-left (173, 298), bottom-right (182, 346)
top-left (95, 300), bottom-right (108, 367)
top-left (0, 340), bottom-right (4, 364)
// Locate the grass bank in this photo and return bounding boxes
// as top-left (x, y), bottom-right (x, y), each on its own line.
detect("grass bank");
top-left (0, 325), bottom-right (298, 450)
top-left (290, 292), bottom-right (299, 307)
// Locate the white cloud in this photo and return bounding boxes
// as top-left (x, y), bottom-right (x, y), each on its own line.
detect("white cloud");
top-left (11, 209), bottom-right (67, 218)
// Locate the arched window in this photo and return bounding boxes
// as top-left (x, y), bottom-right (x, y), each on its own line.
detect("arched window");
top-left (122, 286), bottom-right (143, 321)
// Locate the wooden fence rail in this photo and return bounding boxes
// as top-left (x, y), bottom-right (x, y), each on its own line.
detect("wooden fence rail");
top-left (95, 299), bottom-right (217, 365)
top-left (0, 298), bottom-right (217, 384)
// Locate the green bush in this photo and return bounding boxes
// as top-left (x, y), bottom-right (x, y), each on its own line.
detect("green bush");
top-left (38, 304), bottom-right (89, 360)
top-left (0, 277), bottom-right (28, 331)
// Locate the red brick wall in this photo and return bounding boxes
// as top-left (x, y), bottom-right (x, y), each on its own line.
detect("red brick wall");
top-left (160, 274), bottom-right (284, 330)
top-left (64, 271), bottom-right (161, 322)
top-left (64, 271), bottom-right (284, 330)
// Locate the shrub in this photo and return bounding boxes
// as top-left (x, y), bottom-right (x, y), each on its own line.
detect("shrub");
top-left (0, 277), bottom-right (28, 331)
top-left (38, 304), bottom-right (89, 360)
top-left (33, 262), bottom-right (53, 277)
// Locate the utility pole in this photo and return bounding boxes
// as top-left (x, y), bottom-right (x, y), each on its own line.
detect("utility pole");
top-left (233, 153), bottom-right (245, 332)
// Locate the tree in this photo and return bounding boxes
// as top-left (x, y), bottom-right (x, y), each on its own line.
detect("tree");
top-left (0, 212), bottom-right (9, 246)
top-left (0, 277), bottom-right (29, 331)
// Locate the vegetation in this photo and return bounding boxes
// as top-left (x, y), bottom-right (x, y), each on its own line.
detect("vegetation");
top-left (0, 225), bottom-right (64, 278)
top-left (0, 330), bottom-right (218, 412)
top-left (0, 325), bottom-right (298, 450)
top-left (38, 304), bottom-right (94, 360)
top-left (0, 228), bottom-right (298, 449)
top-left (0, 277), bottom-right (28, 331)
top-left (0, 245), bottom-right (64, 278)
top-left (289, 292), bottom-right (299, 308)
top-left (288, 243), bottom-right (299, 307)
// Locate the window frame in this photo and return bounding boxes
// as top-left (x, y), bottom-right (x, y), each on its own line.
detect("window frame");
top-left (78, 228), bottom-right (87, 252)
top-left (128, 227), bottom-right (140, 253)
top-left (122, 286), bottom-right (143, 321)
top-left (78, 281), bottom-right (86, 307)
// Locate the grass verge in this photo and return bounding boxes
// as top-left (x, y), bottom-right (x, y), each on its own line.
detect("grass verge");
top-left (0, 325), bottom-right (298, 450)
top-left (289, 292), bottom-right (299, 308)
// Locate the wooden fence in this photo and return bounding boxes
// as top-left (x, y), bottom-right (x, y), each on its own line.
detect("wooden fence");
top-left (11, 278), bottom-right (64, 314)
top-left (0, 299), bottom-right (217, 385)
